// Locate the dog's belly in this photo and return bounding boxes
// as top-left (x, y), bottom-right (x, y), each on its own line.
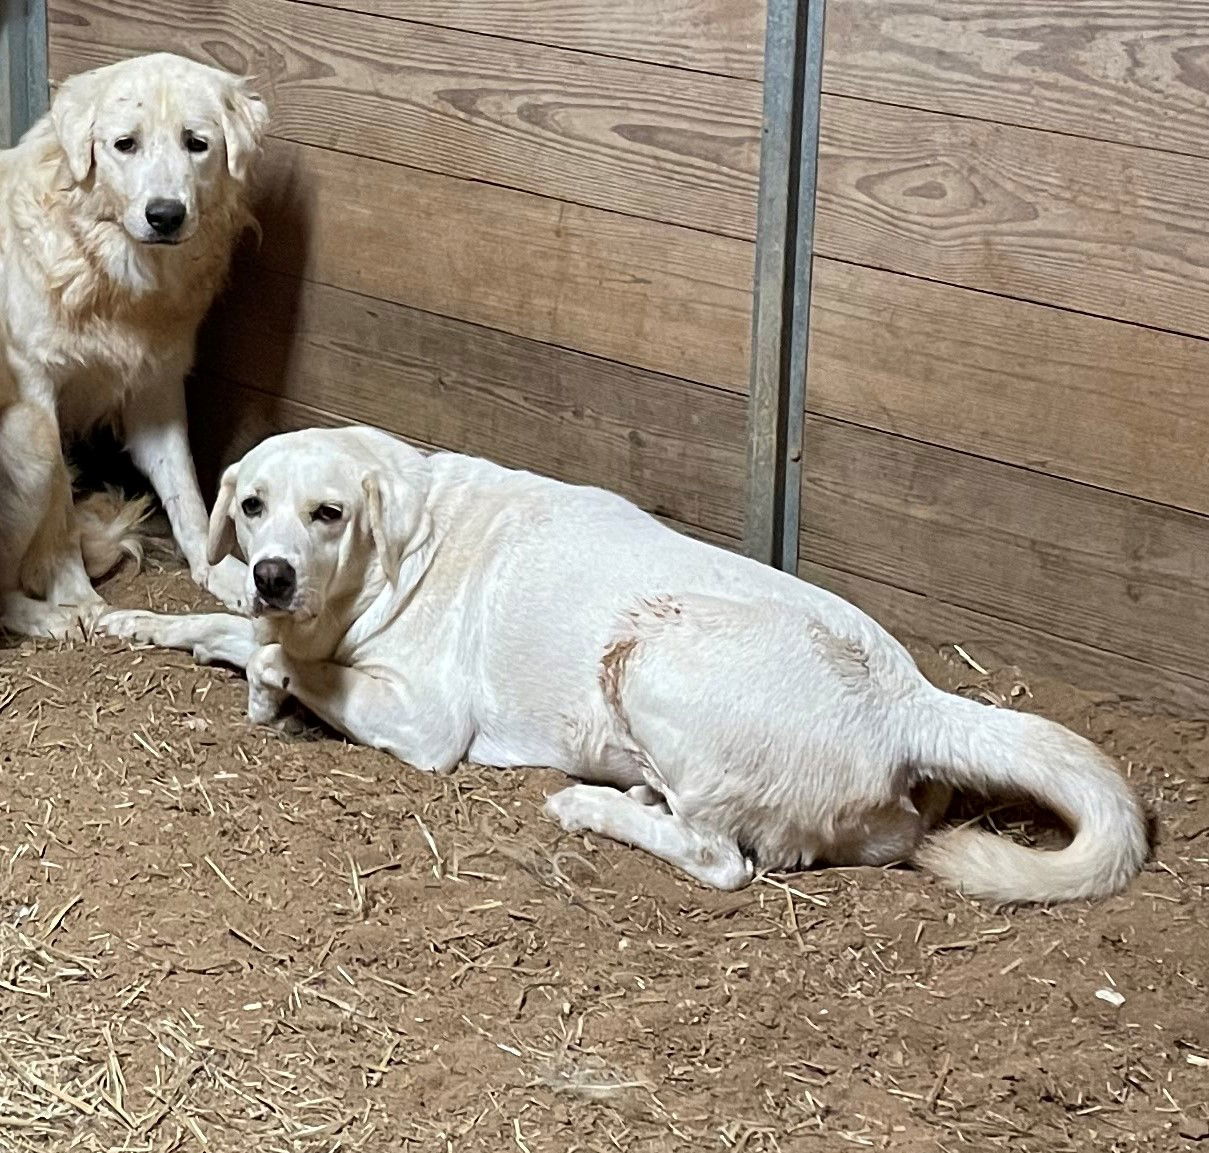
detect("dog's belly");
top-left (466, 703), bottom-right (647, 788)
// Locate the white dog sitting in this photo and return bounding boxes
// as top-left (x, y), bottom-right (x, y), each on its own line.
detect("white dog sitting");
top-left (0, 53), bottom-right (268, 638)
top-left (103, 426), bottom-right (1147, 903)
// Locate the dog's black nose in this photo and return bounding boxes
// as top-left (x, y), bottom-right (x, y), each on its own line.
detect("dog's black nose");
top-left (253, 558), bottom-right (296, 607)
top-left (145, 198), bottom-right (186, 237)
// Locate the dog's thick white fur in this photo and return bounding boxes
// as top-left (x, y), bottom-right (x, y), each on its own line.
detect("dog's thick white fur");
top-left (103, 426), bottom-right (1148, 904)
top-left (0, 52), bottom-right (268, 637)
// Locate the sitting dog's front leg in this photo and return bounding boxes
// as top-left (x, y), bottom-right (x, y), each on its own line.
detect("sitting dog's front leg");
top-left (122, 375), bottom-right (248, 612)
top-left (248, 645), bottom-right (468, 772)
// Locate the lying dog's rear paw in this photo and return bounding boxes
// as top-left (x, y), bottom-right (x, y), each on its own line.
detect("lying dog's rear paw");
top-left (545, 786), bottom-right (592, 833)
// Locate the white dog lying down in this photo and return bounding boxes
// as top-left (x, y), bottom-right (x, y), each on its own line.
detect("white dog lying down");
top-left (0, 53), bottom-right (267, 638)
top-left (103, 426), bottom-right (1148, 903)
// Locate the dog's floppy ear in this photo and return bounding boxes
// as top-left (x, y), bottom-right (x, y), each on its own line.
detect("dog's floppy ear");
top-left (361, 462), bottom-right (431, 586)
top-left (207, 463), bottom-right (239, 565)
top-left (50, 73), bottom-right (98, 183)
top-left (220, 77), bottom-right (269, 183)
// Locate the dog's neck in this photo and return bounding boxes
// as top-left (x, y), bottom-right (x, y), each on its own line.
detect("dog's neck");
top-left (252, 540), bottom-right (437, 666)
top-left (253, 572), bottom-right (391, 664)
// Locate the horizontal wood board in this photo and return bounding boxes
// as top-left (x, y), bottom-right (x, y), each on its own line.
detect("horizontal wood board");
top-left (822, 0), bottom-right (1209, 159)
top-left (244, 138), bottom-right (753, 390)
top-left (48, 0), bottom-right (761, 238)
top-left (202, 270), bottom-right (746, 537)
top-left (798, 416), bottom-right (1209, 684)
top-left (802, 560), bottom-right (1209, 717)
top-left (190, 378), bottom-right (740, 546)
top-left (288, 137), bottom-right (747, 387)
top-left (815, 95), bottom-right (1209, 341)
top-left (287, 0), bottom-right (765, 80)
top-left (807, 260), bottom-right (1209, 515)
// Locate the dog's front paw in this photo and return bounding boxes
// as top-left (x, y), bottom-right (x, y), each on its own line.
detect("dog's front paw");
top-left (248, 643), bottom-right (290, 692)
top-left (246, 643), bottom-right (290, 725)
top-left (99, 608), bottom-right (165, 644)
top-left (247, 682), bottom-right (287, 725)
top-left (196, 556), bottom-right (249, 613)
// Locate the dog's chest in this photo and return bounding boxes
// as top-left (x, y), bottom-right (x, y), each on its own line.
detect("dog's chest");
top-left (49, 311), bottom-right (193, 434)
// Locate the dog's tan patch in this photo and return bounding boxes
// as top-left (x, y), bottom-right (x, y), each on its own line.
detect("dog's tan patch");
top-left (808, 622), bottom-right (869, 681)
top-left (600, 635), bottom-right (639, 714)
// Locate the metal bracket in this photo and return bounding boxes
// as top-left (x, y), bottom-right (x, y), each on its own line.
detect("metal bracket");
top-left (744, 0), bottom-right (826, 571)
top-left (2, 0), bottom-right (49, 149)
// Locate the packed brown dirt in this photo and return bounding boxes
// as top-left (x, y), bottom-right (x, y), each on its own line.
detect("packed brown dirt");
top-left (2, 557), bottom-right (1206, 1152)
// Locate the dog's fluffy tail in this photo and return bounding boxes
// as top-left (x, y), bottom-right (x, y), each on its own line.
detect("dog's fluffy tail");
top-left (908, 689), bottom-right (1147, 904)
top-left (75, 489), bottom-right (152, 580)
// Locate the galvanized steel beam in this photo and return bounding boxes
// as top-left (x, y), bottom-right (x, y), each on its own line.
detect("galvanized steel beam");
top-left (745, 0), bottom-right (825, 571)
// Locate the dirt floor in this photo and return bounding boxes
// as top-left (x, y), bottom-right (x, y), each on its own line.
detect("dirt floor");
top-left (1, 555), bottom-right (1207, 1153)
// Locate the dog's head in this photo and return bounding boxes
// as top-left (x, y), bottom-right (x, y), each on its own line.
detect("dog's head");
top-left (51, 52), bottom-right (268, 245)
top-left (207, 427), bottom-right (432, 622)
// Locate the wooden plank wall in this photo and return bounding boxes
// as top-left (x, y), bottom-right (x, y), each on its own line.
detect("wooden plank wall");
top-left (802, 1), bottom-right (1209, 713)
top-left (45, 1), bottom-right (1209, 712)
top-left (46, 0), bottom-right (764, 547)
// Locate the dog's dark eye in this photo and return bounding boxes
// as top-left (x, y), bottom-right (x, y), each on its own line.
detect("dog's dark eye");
top-left (240, 496), bottom-right (263, 518)
top-left (184, 132), bottom-right (209, 154)
top-left (312, 503), bottom-right (343, 524)
top-left (114, 136), bottom-right (138, 154)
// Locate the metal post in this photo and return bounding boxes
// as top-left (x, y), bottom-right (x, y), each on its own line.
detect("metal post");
top-left (779, 0), bottom-right (826, 574)
top-left (2, 0), bottom-right (49, 149)
top-left (744, 0), bottom-right (826, 571)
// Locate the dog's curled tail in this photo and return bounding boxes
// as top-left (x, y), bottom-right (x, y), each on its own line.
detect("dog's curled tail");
top-left (75, 489), bottom-right (152, 580)
top-left (909, 690), bottom-right (1147, 904)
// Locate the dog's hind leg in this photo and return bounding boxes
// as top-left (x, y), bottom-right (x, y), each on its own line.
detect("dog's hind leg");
top-left (820, 796), bottom-right (925, 867)
top-left (0, 400), bottom-right (102, 636)
top-left (0, 400), bottom-right (58, 594)
top-left (0, 592), bottom-right (95, 639)
top-left (546, 783), bottom-right (754, 890)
